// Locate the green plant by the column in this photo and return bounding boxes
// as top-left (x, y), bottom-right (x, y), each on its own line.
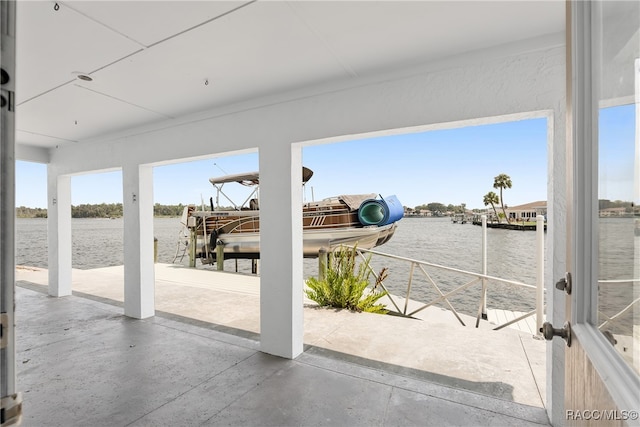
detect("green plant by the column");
top-left (305, 246), bottom-right (388, 314)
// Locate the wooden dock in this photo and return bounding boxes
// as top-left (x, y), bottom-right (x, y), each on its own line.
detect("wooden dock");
top-left (471, 221), bottom-right (547, 231)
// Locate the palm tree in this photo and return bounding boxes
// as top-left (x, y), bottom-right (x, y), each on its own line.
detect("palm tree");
top-left (483, 191), bottom-right (500, 222)
top-left (493, 173), bottom-right (513, 224)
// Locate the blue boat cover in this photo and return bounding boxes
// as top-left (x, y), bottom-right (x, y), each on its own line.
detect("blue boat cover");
top-left (357, 195), bottom-right (404, 226)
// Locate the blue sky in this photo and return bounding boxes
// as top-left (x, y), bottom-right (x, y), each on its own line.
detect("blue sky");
top-left (598, 104), bottom-right (637, 203)
top-left (15, 107), bottom-right (635, 210)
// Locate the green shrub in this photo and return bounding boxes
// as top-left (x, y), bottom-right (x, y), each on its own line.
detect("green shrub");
top-left (305, 246), bottom-right (388, 314)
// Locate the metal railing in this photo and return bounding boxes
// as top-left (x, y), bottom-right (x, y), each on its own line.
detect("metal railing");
top-left (598, 278), bottom-right (640, 331)
top-left (332, 215), bottom-right (546, 333)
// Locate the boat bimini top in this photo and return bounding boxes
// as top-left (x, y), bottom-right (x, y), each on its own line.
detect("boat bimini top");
top-left (208, 167), bottom-right (314, 210)
top-left (208, 166), bottom-right (314, 186)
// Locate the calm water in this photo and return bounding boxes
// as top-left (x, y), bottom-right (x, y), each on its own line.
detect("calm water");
top-left (16, 217), bottom-right (545, 316)
top-left (15, 216), bottom-right (634, 322)
top-left (597, 217), bottom-right (638, 337)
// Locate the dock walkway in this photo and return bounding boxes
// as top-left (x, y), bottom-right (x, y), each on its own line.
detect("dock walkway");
top-left (16, 263), bottom-right (547, 410)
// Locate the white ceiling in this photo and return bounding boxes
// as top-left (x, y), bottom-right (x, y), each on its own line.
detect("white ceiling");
top-left (14, 0), bottom-right (565, 150)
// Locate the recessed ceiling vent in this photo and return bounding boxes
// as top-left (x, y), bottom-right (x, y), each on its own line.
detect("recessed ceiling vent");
top-left (72, 72), bottom-right (93, 82)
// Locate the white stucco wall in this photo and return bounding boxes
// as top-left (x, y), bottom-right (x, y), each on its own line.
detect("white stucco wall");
top-left (42, 34), bottom-right (567, 420)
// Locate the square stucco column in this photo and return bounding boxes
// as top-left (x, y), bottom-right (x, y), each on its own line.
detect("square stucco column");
top-left (122, 164), bottom-right (155, 319)
top-left (259, 144), bottom-right (304, 359)
top-left (47, 171), bottom-right (72, 297)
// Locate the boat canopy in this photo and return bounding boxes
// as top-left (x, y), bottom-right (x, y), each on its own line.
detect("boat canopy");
top-left (209, 167), bottom-right (314, 186)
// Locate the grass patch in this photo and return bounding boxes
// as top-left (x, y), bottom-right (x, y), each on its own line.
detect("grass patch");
top-left (305, 246), bottom-right (388, 314)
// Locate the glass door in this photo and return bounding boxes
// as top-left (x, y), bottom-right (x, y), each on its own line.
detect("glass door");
top-left (563, 0), bottom-right (639, 420)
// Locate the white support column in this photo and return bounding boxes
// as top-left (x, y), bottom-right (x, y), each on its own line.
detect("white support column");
top-left (259, 144), bottom-right (304, 359)
top-left (122, 164), bottom-right (155, 319)
top-left (47, 171), bottom-right (72, 297)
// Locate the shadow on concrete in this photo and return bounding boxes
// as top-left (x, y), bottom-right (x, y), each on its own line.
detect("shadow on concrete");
top-left (18, 280), bottom-right (517, 405)
top-left (17, 281), bottom-right (261, 341)
top-left (303, 344), bottom-right (516, 403)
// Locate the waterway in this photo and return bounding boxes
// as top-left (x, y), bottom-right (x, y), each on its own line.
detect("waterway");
top-left (15, 216), bottom-right (635, 324)
top-left (16, 216), bottom-right (544, 316)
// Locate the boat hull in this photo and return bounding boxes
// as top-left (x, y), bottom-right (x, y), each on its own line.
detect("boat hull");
top-left (193, 222), bottom-right (397, 260)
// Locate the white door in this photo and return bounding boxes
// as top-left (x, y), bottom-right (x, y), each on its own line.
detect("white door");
top-left (553, 1), bottom-right (640, 425)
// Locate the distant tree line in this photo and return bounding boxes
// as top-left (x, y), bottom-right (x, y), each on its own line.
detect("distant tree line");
top-left (153, 203), bottom-right (186, 217)
top-left (16, 206), bottom-right (48, 218)
top-left (411, 203), bottom-right (472, 215)
top-left (16, 203), bottom-right (186, 218)
top-left (16, 199), bottom-right (636, 219)
top-left (72, 203), bottom-right (123, 218)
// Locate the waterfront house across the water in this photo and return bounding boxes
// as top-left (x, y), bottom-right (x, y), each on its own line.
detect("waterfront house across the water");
top-left (505, 201), bottom-right (547, 222)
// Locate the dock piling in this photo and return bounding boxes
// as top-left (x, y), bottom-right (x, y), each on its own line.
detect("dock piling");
top-left (154, 237), bottom-right (158, 263)
top-left (216, 241), bottom-right (224, 271)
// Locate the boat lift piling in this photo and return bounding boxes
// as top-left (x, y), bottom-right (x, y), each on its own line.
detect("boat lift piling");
top-left (318, 247), bottom-right (328, 281)
top-left (154, 237), bottom-right (158, 263)
top-left (183, 231), bottom-right (256, 274)
top-left (216, 241), bottom-right (224, 271)
top-left (187, 216), bottom-right (197, 268)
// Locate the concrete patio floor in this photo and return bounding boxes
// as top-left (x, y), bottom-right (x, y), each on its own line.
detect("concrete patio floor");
top-left (14, 264), bottom-right (550, 426)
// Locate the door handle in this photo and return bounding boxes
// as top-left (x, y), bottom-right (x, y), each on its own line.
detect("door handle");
top-left (555, 272), bottom-right (572, 294)
top-left (540, 321), bottom-right (572, 347)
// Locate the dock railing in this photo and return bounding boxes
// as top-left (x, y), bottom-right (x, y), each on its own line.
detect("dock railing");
top-left (330, 215), bottom-right (546, 334)
top-left (597, 278), bottom-right (640, 331)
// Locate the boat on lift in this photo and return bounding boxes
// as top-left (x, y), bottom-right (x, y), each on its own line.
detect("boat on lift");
top-left (180, 167), bottom-right (403, 264)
